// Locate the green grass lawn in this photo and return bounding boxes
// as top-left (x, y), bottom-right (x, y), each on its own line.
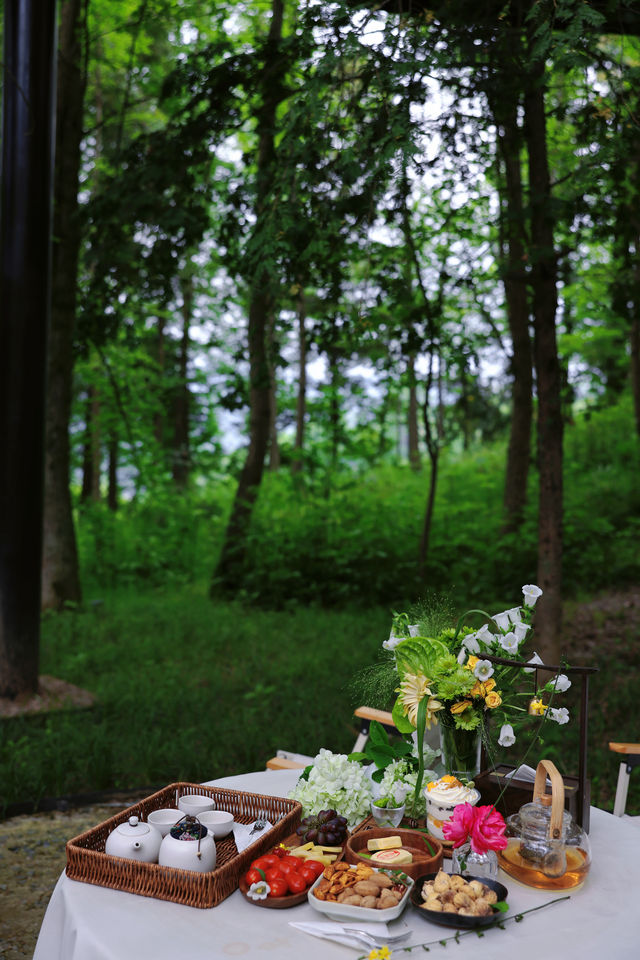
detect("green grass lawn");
top-left (1, 585), bottom-right (638, 818)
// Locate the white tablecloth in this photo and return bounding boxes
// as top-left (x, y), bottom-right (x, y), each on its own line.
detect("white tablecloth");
top-left (33, 769), bottom-right (640, 960)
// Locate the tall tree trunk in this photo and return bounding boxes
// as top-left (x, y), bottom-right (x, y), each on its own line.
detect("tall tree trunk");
top-left (81, 385), bottom-right (101, 502)
top-left (328, 346), bottom-right (341, 473)
top-left (418, 353), bottom-right (439, 580)
top-left (524, 55), bottom-right (563, 666)
top-left (1, 0), bottom-right (57, 693)
top-left (81, 393), bottom-right (94, 503)
top-left (632, 233), bottom-right (640, 439)
top-left (212, 0), bottom-right (284, 593)
top-left (172, 272), bottom-right (192, 489)
top-left (41, 0), bottom-right (85, 611)
top-left (407, 354), bottom-right (421, 469)
top-left (267, 316), bottom-right (281, 471)
top-left (154, 315), bottom-right (165, 447)
top-left (291, 288), bottom-right (307, 475)
top-left (107, 436), bottom-right (118, 511)
top-left (495, 93), bottom-right (533, 533)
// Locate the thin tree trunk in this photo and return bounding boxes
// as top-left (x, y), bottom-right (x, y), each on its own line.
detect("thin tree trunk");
top-left (267, 316), bottom-right (281, 471)
top-left (41, 0), bottom-right (86, 611)
top-left (328, 346), bottom-right (341, 473)
top-left (172, 272), bottom-right (192, 488)
top-left (495, 94), bottom-right (533, 533)
top-left (107, 436), bottom-right (118, 511)
top-left (632, 233), bottom-right (640, 439)
top-left (524, 55), bottom-right (563, 666)
top-left (154, 315), bottom-right (165, 447)
top-left (407, 354), bottom-right (421, 469)
top-left (81, 393), bottom-right (93, 503)
top-left (212, 0), bottom-right (284, 593)
top-left (418, 352), bottom-right (439, 579)
top-left (291, 288), bottom-right (307, 475)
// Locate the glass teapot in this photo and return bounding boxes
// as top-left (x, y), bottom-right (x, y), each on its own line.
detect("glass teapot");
top-left (498, 759), bottom-right (591, 889)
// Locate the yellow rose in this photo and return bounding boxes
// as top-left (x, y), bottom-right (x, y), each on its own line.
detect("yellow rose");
top-left (483, 677), bottom-right (496, 693)
top-left (470, 681), bottom-right (485, 697)
top-left (466, 656), bottom-right (479, 671)
top-left (450, 699), bottom-right (472, 715)
top-left (485, 691), bottom-right (502, 709)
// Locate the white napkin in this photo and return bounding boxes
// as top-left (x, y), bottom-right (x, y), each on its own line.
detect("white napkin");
top-left (290, 920), bottom-right (389, 950)
top-left (232, 820), bottom-right (273, 853)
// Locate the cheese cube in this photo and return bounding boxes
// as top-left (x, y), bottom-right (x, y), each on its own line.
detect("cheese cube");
top-left (366, 835), bottom-right (402, 851)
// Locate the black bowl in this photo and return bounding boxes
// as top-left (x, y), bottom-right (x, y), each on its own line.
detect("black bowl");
top-left (410, 872), bottom-right (509, 929)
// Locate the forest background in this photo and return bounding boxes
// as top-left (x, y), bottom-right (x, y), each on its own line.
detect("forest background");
top-left (1, 0), bottom-right (639, 815)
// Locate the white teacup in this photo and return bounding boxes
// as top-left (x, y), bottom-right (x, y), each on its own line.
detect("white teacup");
top-left (197, 810), bottom-right (235, 838)
top-left (178, 794), bottom-right (215, 816)
top-left (147, 808), bottom-right (182, 837)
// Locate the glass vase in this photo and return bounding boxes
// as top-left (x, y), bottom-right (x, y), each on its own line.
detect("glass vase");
top-left (452, 843), bottom-right (499, 881)
top-left (439, 723), bottom-right (482, 782)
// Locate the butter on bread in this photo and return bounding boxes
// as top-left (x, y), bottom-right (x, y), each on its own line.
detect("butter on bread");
top-left (366, 835), bottom-right (402, 852)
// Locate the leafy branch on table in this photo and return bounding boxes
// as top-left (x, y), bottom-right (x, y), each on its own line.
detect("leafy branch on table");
top-left (357, 896), bottom-right (571, 957)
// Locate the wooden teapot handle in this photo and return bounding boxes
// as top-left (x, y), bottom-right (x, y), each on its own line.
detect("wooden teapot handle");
top-left (533, 759), bottom-right (565, 839)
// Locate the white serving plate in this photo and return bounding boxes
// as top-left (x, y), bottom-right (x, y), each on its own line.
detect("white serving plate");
top-left (307, 866), bottom-right (413, 923)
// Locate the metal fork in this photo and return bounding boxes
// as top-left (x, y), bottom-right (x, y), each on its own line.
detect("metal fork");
top-left (342, 927), bottom-right (410, 948)
top-left (248, 810), bottom-right (268, 835)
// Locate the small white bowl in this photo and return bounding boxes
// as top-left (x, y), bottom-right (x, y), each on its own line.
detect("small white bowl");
top-left (197, 810), bottom-right (235, 838)
top-left (147, 809), bottom-right (182, 838)
top-left (178, 794), bottom-right (215, 816)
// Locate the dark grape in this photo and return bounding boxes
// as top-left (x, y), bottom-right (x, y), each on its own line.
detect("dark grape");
top-left (306, 828), bottom-right (318, 841)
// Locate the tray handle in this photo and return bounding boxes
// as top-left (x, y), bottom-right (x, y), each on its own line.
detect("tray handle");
top-left (533, 759), bottom-right (565, 839)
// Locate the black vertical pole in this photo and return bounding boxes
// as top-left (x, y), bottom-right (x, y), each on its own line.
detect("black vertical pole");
top-left (0, 0), bottom-right (57, 698)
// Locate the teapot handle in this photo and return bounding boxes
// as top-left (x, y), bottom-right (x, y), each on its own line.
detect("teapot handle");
top-left (533, 759), bottom-right (565, 839)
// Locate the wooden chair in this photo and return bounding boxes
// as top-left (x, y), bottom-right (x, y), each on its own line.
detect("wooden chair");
top-left (265, 706), bottom-right (398, 770)
top-left (609, 742), bottom-right (640, 820)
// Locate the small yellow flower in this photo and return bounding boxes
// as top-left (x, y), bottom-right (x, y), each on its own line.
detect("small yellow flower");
top-left (528, 698), bottom-right (547, 716)
top-left (483, 677), bottom-right (496, 694)
top-left (368, 948), bottom-right (391, 960)
top-left (485, 690), bottom-right (502, 709)
top-left (466, 655), bottom-right (479, 671)
top-left (450, 699), bottom-right (472, 715)
top-left (470, 681), bottom-right (485, 697)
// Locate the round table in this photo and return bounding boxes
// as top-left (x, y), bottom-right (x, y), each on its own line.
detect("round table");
top-left (33, 768), bottom-right (640, 959)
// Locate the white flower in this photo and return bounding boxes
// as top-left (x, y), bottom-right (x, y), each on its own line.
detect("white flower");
top-left (476, 623), bottom-right (496, 645)
top-left (247, 880), bottom-right (270, 900)
top-left (498, 724), bottom-right (516, 747)
top-left (474, 659), bottom-right (494, 681)
top-left (547, 674), bottom-right (571, 693)
top-left (461, 632), bottom-right (480, 654)
top-left (492, 610), bottom-right (511, 631)
top-left (499, 632), bottom-right (519, 654)
top-left (507, 607), bottom-right (522, 624)
top-left (523, 652), bottom-right (544, 673)
top-left (522, 584), bottom-right (543, 607)
top-left (548, 707), bottom-right (570, 725)
top-left (408, 624), bottom-right (420, 637)
top-left (513, 621), bottom-right (531, 643)
top-left (289, 749), bottom-right (373, 827)
top-left (457, 648), bottom-right (467, 664)
top-left (383, 632), bottom-right (404, 652)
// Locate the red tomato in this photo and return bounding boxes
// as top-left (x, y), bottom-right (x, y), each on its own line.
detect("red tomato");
top-left (287, 873), bottom-right (308, 894)
top-left (281, 855), bottom-right (301, 868)
top-left (300, 866), bottom-right (318, 886)
top-left (265, 866), bottom-right (284, 884)
top-left (251, 854), bottom-right (279, 871)
top-left (278, 860), bottom-right (300, 877)
top-left (268, 876), bottom-right (289, 898)
top-left (244, 867), bottom-right (263, 886)
top-left (300, 860), bottom-right (324, 878)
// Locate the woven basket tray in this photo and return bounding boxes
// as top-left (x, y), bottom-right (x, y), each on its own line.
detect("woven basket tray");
top-left (65, 782), bottom-right (302, 908)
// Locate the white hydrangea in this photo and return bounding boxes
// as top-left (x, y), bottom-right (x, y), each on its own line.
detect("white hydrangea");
top-left (288, 749), bottom-right (373, 828)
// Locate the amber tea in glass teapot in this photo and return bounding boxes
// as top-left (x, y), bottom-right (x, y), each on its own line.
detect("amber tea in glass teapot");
top-left (498, 759), bottom-right (591, 890)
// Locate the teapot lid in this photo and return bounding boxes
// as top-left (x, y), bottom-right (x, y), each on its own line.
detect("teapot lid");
top-left (169, 817), bottom-right (208, 841)
top-left (115, 815), bottom-right (151, 837)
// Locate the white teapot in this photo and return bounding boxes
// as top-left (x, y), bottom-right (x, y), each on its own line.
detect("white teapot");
top-left (159, 816), bottom-right (216, 873)
top-left (105, 815), bottom-right (162, 863)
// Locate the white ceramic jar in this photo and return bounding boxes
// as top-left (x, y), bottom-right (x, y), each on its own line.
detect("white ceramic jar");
top-left (105, 815), bottom-right (162, 863)
top-left (159, 820), bottom-right (217, 873)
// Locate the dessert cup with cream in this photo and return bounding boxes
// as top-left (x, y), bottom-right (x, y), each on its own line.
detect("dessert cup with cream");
top-left (425, 775), bottom-right (480, 845)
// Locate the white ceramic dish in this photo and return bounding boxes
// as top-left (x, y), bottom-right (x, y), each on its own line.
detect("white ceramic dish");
top-left (197, 810), bottom-right (235, 838)
top-left (307, 867), bottom-right (413, 923)
top-left (178, 794), bottom-right (215, 815)
top-left (147, 809), bottom-right (182, 837)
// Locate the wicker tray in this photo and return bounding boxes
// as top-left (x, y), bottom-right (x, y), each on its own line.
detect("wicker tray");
top-left (66, 782), bottom-right (302, 908)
